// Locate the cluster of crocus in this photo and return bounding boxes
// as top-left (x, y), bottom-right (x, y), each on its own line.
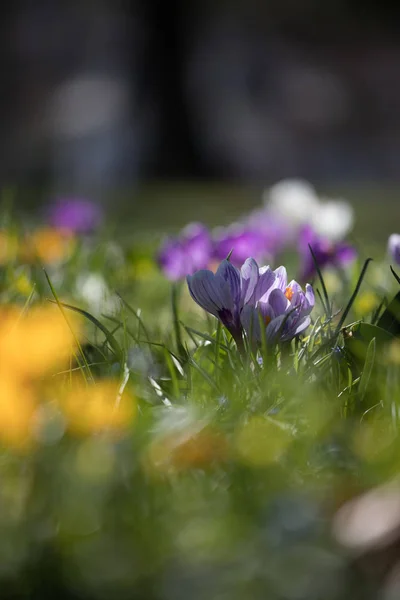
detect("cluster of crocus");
top-left (158, 179), bottom-right (357, 283)
top-left (187, 257), bottom-right (314, 348)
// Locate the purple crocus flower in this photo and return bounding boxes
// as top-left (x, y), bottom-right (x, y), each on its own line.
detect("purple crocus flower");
top-left (159, 223), bottom-right (213, 281)
top-left (241, 266), bottom-right (315, 344)
top-left (299, 225), bottom-right (357, 281)
top-left (388, 234), bottom-right (400, 265)
top-left (187, 257), bottom-right (275, 347)
top-left (213, 226), bottom-right (270, 267)
top-left (48, 198), bottom-right (103, 234)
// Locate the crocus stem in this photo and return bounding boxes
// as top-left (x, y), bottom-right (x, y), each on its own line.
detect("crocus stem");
top-left (234, 332), bottom-right (245, 356)
top-left (171, 281), bottom-right (184, 357)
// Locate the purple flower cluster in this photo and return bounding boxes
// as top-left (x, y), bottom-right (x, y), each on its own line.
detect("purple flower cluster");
top-left (158, 223), bottom-right (213, 281)
top-left (187, 257), bottom-right (314, 346)
top-left (158, 180), bottom-right (358, 283)
top-left (48, 198), bottom-right (103, 235)
top-left (299, 226), bottom-right (357, 281)
top-left (159, 213), bottom-right (288, 281)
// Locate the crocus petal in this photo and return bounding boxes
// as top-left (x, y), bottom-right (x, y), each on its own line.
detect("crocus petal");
top-left (252, 266), bottom-right (276, 304)
top-left (187, 270), bottom-right (232, 317)
top-left (240, 258), bottom-right (260, 305)
top-left (273, 266), bottom-right (288, 290)
top-left (268, 289), bottom-right (290, 318)
top-left (241, 305), bottom-right (261, 341)
top-left (294, 315), bottom-right (311, 336)
top-left (281, 316), bottom-right (312, 342)
top-left (388, 234), bottom-right (400, 265)
top-left (266, 315), bottom-right (287, 343)
top-left (305, 284), bottom-right (315, 310)
top-left (216, 260), bottom-right (241, 306)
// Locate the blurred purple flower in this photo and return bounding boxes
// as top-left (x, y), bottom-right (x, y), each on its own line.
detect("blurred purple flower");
top-left (299, 225), bottom-right (357, 280)
top-left (241, 266), bottom-right (314, 344)
top-left (213, 226), bottom-right (270, 267)
top-left (159, 223), bottom-right (213, 281)
top-left (388, 234), bottom-right (400, 265)
top-left (246, 209), bottom-right (292, 255)
top-left (48, 198), bottom-right (103, 234)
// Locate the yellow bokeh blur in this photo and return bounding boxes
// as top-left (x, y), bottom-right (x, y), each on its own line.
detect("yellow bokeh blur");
top-left (20, 227), bottom-right (75, 264)
top-left (354, 291), bottom-right (379, 317)
top-left (62, 379), bottom-right (136, 436)
top-left (0, 378), bottom-right (36, 450)
top-left (0, 305), bottom-right (82, 378)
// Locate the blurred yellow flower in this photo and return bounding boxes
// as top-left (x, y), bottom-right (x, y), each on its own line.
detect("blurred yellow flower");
top-left (0, 305), bottom-right (81, 378)
top-left (0, 378), bottom-right (36, 450)
top-left (354, 291), bottom-right (379, 317)
top-left (62, 379), bottom-right (136, 436)
top-left (20, 228), bottom-right (75, 264)
top-left (131, 257), bottom-right (158, 280)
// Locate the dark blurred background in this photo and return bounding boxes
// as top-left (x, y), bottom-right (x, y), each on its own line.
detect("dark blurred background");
top-left (2, 0), bottom-right (400, 197)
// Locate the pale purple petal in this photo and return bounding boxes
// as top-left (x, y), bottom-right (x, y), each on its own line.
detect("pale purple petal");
top-left (251, 266), bottom-right (276, 304)
top-left (294, 316), bottom-right (311, 336)
top-left (388, 234), bottom-right (400, 265)
top-left (273, 266), bottom-right (288, 290)
top-left (268, 289), bottom-right (290, 318)
top-left (305, 284), bottom-right (315, 309)
top-left (240, 258), bottom-right (260, 305)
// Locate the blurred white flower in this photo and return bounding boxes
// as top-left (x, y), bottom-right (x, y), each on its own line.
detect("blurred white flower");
top-left (76, 273), bottom-right (119, 315)
top-left (311, 199), bottom-right (354, 241)
top-left (264, 179), bottom-right (354, 241)
top-left (264, 179), bottom-right (319, 226)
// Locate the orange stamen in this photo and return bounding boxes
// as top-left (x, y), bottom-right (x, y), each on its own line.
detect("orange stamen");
top-left (285, 286), bottom-right (294, 301)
